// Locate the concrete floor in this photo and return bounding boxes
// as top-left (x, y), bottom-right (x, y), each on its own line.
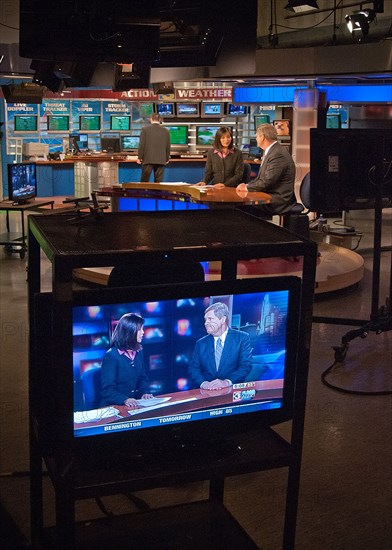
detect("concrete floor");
top-left (0, 206), bottom-right (391, 549)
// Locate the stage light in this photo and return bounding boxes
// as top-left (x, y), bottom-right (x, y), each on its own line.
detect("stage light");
top-left (284, 0), bottom-right (319, 13)
top-left (345, 9), bottom-right (376, 38)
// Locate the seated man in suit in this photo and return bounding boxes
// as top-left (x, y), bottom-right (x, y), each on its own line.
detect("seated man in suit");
top-left (237, 123), bottom-right (296, 215)
top-left (188, 302), bottom-right (252, 390)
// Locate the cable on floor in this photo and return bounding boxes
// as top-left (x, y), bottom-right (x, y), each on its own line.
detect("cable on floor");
top-left (321, 360), bottom-right (392, 396)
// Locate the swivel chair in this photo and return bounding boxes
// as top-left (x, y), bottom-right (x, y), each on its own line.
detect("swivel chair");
top-left (81, 367), bottom-right (102, 410)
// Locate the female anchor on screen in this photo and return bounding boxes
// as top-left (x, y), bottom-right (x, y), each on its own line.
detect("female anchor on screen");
top-left (197, 126), bottom-right (245, 188)
top-left (100, 313), bottom-right (154, 408)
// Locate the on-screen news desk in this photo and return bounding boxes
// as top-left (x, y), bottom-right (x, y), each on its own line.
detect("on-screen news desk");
top-left (28, 209), bottom-right (317, 550)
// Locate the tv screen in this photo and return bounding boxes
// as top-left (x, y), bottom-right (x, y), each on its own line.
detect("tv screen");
top-left (101, 137), bottom-right (121, 153)
top-left (326, 114), bottom-right (342, 129)
top-left (156, 103), bottom-right (175, 117)
top-left (79, 115), bottom-right (101, 131)
top-left (121, 135), bottom-right (140, 151)
top-left (139, 103), bottom-right (154, 118)
top-left (176, 103), bottom-right (200, 118)
top-left (47, 115), bottom-right (69, 132)
top-left (110, 115), bottom-right (131, 131)
top-left (7, 162), bottom-right (37, 203)
top-left (249, 138), bottom-right (263, 159)
top-left (309, 128), bottom-right (392, 212)
top-left (201, 103), bottom-right (224, 117)
top-left (66, 277), bottom-right (301, 451)
top-left (14, 115), bottom-right (38, 133)
top-left (196, 126), bottom-right (220, 147)
top-left (228, 104), bottom-right (247, 116)
top-left (254, 114), bottom-right (270, 129)
top-left (166, 125), bottom-right (188, 146)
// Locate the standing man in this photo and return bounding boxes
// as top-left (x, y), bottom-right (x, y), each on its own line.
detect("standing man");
top-left (137, 113), bottom-right (171, 182)
top-left (237, 123), bottom-right (296, 215)
top-left (188, 302), bottom-right (252, 390)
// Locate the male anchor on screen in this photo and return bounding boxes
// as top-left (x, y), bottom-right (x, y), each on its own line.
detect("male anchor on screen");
top-left (137, 113), bottom-right (171, 183)
top-left (188, 302), bottom-right (252, 390)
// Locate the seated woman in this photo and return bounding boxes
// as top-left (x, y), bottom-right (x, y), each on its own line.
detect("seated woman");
top-left (100, 313), bottom-right (154, 408)
top-left (197, 126), bottom-right (244, 188)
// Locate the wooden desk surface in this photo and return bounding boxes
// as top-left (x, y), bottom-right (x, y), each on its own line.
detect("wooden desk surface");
top-left (74, 380), bottom-right (283, 431)
top-left (102, 183), bottom-right (271, 206)
top-left (0, 198), bottom-right (55, 211)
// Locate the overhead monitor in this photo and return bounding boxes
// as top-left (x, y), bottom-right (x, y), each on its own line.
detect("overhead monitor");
top-left (254, 114), bottom-right (270, 129)
top-left (47, 115), bottom-right (70, 132)
top-left (139, 103), bottom-right (154, 118)
top-left (79, 115), bottom-right (101, 132)
top-left (201, 103), bottom-right (225, 117)
top-left (14, 115), bottom-right (38, 133)
top-left (110, 115), bottom-right (131, 131)
top-left (176, 103), bottom-right (200, 118)
top-left (227, 104), bottom-right (248, 116)
top-left (156, 103), bottom-right (175, 118)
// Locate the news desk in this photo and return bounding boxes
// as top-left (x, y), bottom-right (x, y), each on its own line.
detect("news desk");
top-left (74, 380), bottom-right (284, 434)
top-left (97, 182), bottom-right (271, 211)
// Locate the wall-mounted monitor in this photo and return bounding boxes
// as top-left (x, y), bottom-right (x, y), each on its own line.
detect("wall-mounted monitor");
top-left (196, 126), bottom-right (219, 147)
top-left (254, 114), bottom-right (270, 129)
top-left (121, 135), bottom-right (140, 151)
top-left (156, 103), bottom-right (175, 117)
top-left (326, 114), bottom-right (342, 129)
top-left (14, 115), bottom-right (38, 133)
top-left (227, 104), bottom-right (248, 117)
top-left (201, 103), bottom-right (225, 118)
top-left (7, 162), bottom-right (37, 204)
top-left (79, 115), bottom-right (101, 132)
top-left (101, 137), bottom-right (121, 153)
top-left (139, 102), bottom-right (154, 118)
top-left (176, 103), bottom-right (200, 118)
top-left (165, 125), bottom-right (188, 146)
top-left (110, 115), bottom-right (131, 131)
top-left (47, 114), bottom-right (70, 132)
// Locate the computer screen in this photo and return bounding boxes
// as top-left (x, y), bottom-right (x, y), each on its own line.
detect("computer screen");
top-left (254, 114), bottom-right (270, 129)
top-left (101, 137), bottom-right (121, 153)
top-left (139, 103), bottom-right (154, 117)
top-left (196, 126), bottom-right (219, 147)
top-left (47, 115), bottom-right (70, 132)
top-left (121, 135), bottom-right (140, 151)
top-left (79, 115), bottom-right (101, 131)
top-left (165, 125), bottom-right (188, 146)
top-left (110, 115), bottom-right (131, 131)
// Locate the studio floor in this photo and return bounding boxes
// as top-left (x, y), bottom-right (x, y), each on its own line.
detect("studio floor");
top-left (0, 205), bottom-right (391, 549)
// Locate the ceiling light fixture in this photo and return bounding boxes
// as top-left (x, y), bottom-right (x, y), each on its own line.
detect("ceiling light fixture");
top-left (284, 0), bottom-right (319, 13)
top-left (345, 9), bottom-right (376, 38)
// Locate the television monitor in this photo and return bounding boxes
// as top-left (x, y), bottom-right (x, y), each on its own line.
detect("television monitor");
top-left (139, 103), bottom-right (154, 118)
top-left (33, 276), bottom-right (301, 461)
top-left (14, 115), bottom-right (38, 133)
top-left (326, 114), bottom-right (342, 129)
top-left (7, 162), bottom-right (37, 204)
top-left (101, 137), bottom-right (121, 153)
top-left (254, 114), bottom-right (270, 129)
top-left (201, 103), bottom-right (225, 117)
top-left (309, 128), bottom-right (392, 212)
top-left (176, 103), bottom-right (200, 118)
top-left (196, 126), bottom-right (219, 147)
top-left (228, 104), bottom-right (247, 117)
top-left (165, 125), bottom-right (188, 146)
top-left (79, 115), bottom-right (101, 131)
top-left (69, 134), bottom-right (89, 152)
top-left (47, 115), bottom-right (70, 132)
top-left (156, 103), bottom-right (175, 117)
top-left (121, 135), bottom-right (140, 151)
top-left (110, 115), bottom-right (131, 131)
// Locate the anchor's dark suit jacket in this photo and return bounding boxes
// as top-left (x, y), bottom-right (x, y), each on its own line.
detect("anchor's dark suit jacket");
top-left (188, 328), bottom-right (252, 388)
top-left (247, 141), bottom-right (296, 215)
